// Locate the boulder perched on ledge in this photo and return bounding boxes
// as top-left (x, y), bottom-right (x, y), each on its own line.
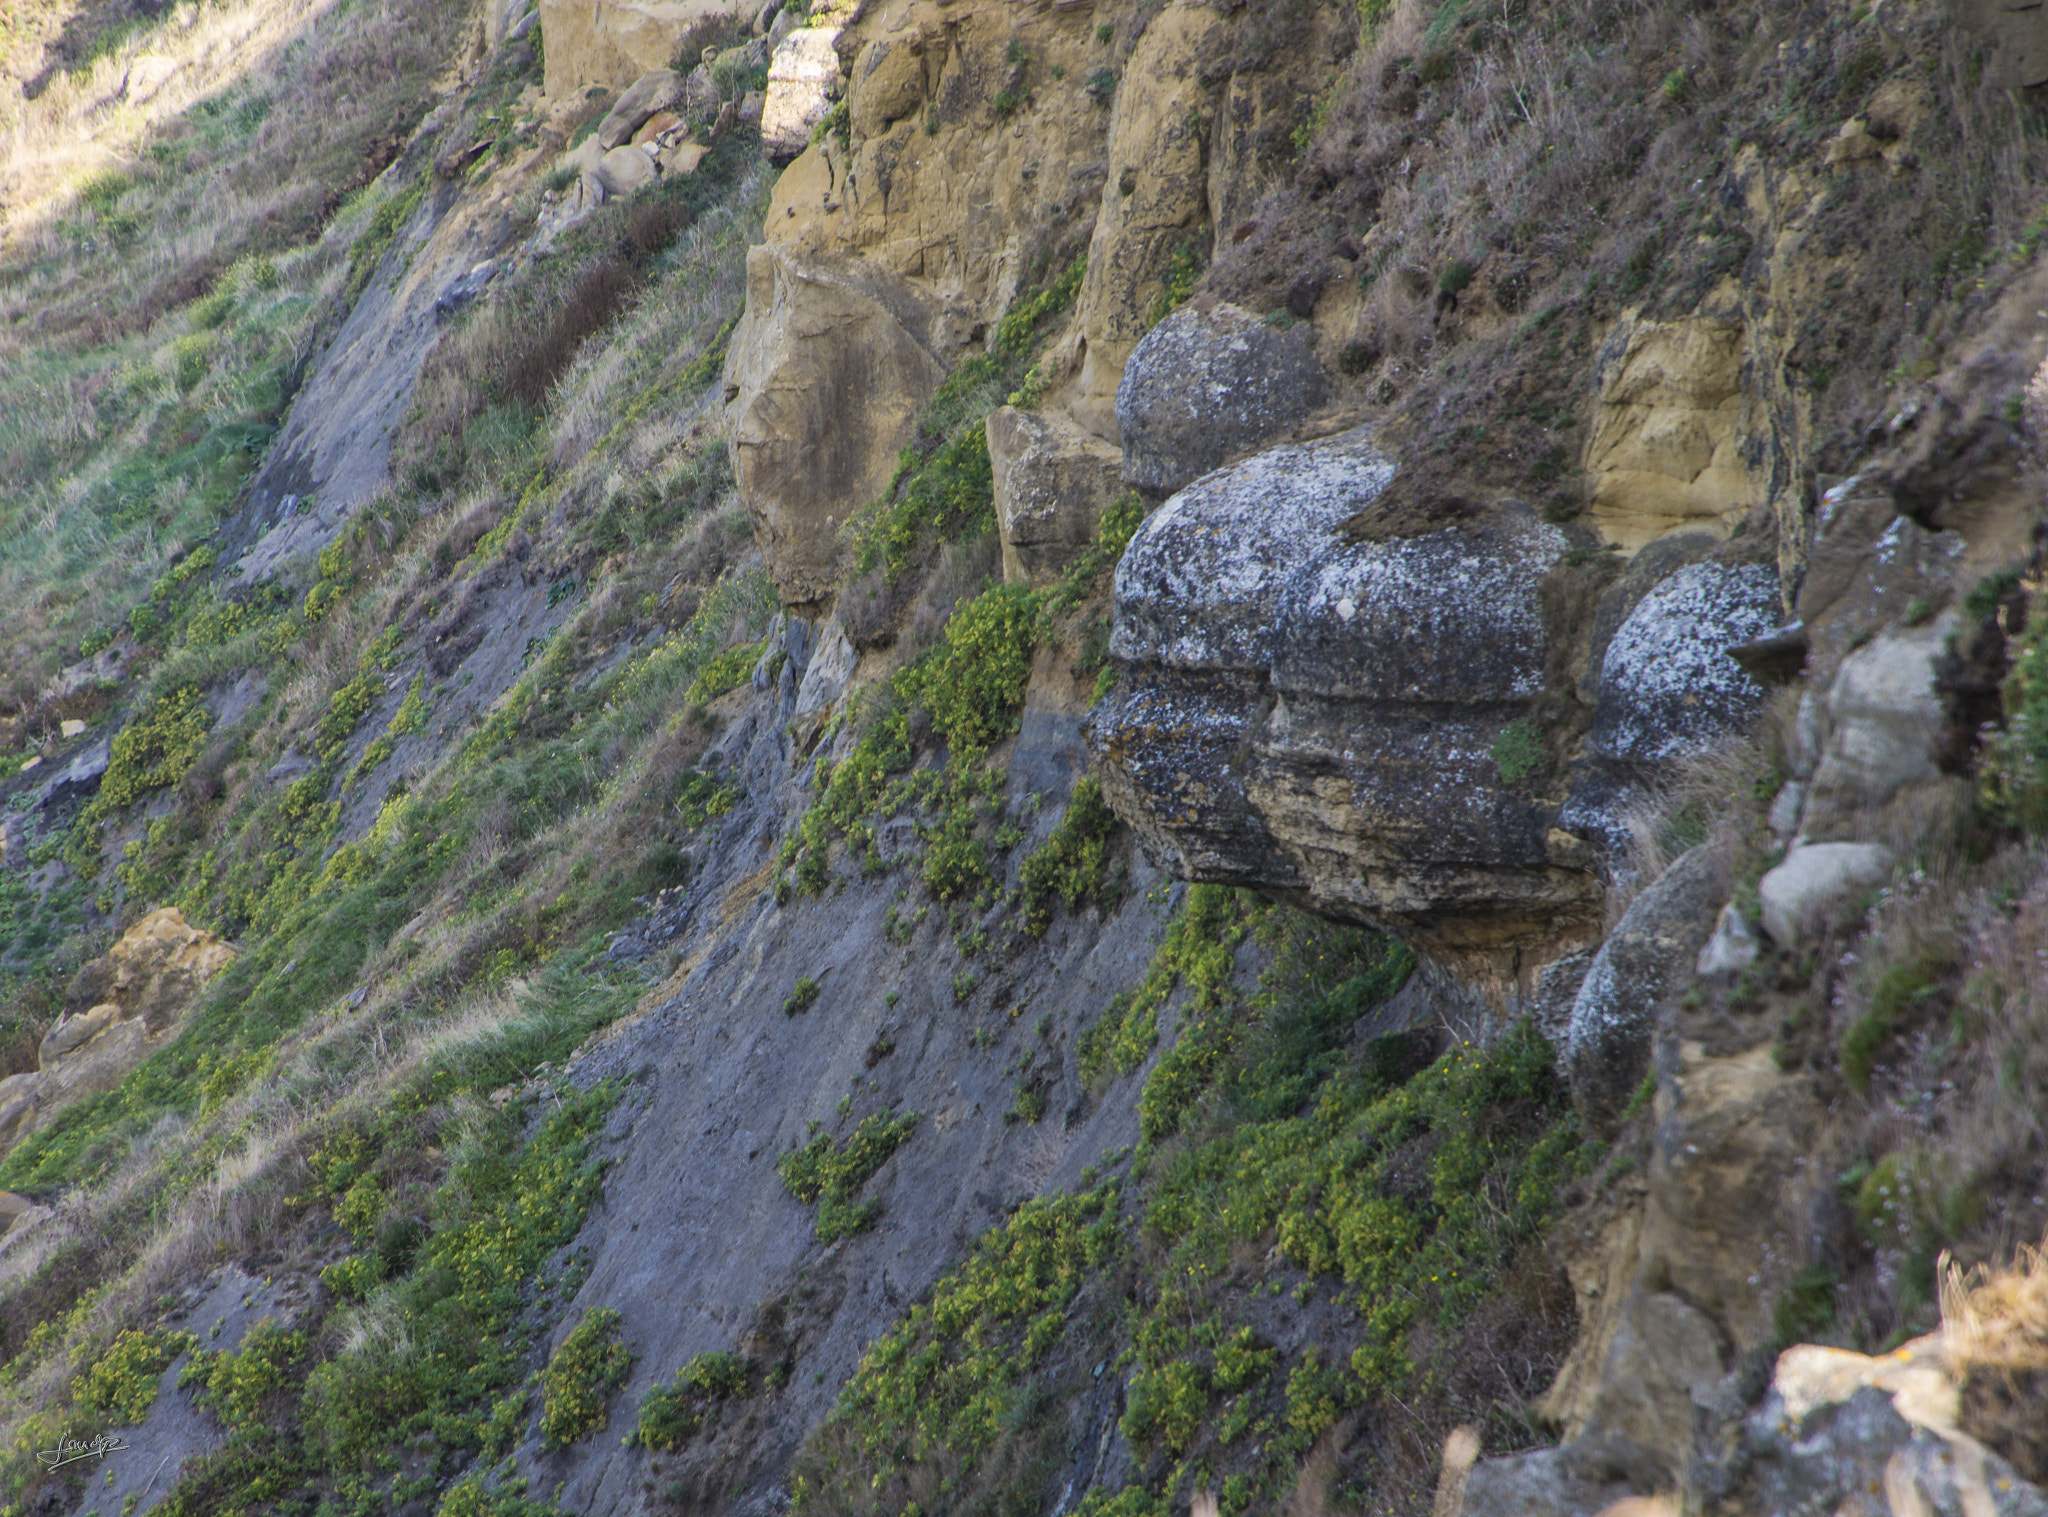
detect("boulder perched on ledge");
top-left (1088, 427), bottom-right (1600, 967)
top-left (1115, 300), bottom-right (1327, 495)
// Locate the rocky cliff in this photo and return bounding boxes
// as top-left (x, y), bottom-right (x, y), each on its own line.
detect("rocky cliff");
top-left (0, 0), bottom-right (2046, 1515)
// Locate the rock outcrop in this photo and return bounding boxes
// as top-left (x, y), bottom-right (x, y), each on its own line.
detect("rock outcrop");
top-left (1115, 299), bottom-right (1326, 494)
top-left (750, 0), bottom-right (1341, 440)
top-left (987, 406), bottom-right (1124, 588)
top-left (760, 22), bottom-right (843, 162)
top-left (539, 0), bottom-right (742, 97)
top-left (1089, 428), bottom-right (1600, 985)
top-left (722, 245), bottom-right (966, 604)
top-left (1582, 314), bottom-right (1765, 551)
top-left (0, 908), bottom-right (235, 1158)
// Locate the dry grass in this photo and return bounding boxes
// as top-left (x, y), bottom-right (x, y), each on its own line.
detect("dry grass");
top-left (1944, 1230), bottom-right (2048, 1373)
top-left (1212, 0), bottom-right (2048, 513)
top-left (0, 0), bottom-right (468, 704)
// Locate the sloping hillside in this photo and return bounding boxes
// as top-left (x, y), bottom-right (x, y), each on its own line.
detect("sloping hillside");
top-left (0, 2), bottom-right (2044, 1516)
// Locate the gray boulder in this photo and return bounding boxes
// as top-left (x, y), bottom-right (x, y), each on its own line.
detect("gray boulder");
top-left (1115, 301), bottom-right (1327, 495)
top-left (1757, 841), bottom-right (1892, 945)
top-left (596, 70), bottom-right (685, 150)
top-left (1800, 615), bottom-right (1959, 842)
top-left (1591, 561), bottom-right (1781, 763)
top-left (1091, 428), bottom-right (1597, 958)
top-left (1565, 842), bottom-right (1730, 1132)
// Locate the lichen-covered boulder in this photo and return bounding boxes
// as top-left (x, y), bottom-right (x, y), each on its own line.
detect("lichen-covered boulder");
top-left (1090, 428), bottom-right (1598, 964)
top-left (1590, 561), bottom-right (1781, 763)
top-left (1114, 301), bottom-right (1327, 495)
top-left (1563, 556), bottom-right (1782, 860)
top-left (1564, 843), bottom-right (1730, 1133)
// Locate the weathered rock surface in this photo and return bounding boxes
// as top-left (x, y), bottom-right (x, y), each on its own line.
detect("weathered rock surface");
top-left (760, 23), bottom-right (842, 162)
top-left (1796, 486), bottom-right (1968, 670)
top-left (846, 33), bottom-right (924, 140)
top-left (723, 245), bottom-right (962, 604)
top-left (539, 0), bottom-right (742, 97)
top-left (1090, 428), bottom-right (1598, 973)
top-left (1583, 313), bottom-right (1764, 550)
top-left (752, 0), bottom-right (1341, 441)
top-left (1799, 614), bottom-right (1966, 842)
top-left (0, 908), bottom-right (235, 1158)
top-left (1114, 300), bottom-right (1326, 494)
top-left (1590, 562), bottom-right (1781, 764)
top-left (1565, 843), bottom-right (1730, 1133)
top-left (987, 406), bottom-right (1125, 588)
top-left (596, 68), bottom-right (685, 148)
top-left (1757, 840), bottom-right (1894, 945)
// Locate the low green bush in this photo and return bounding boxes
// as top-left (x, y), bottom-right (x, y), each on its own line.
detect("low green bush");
top-left (635, 1350), bottom-right (749, 1450)
top-left (541, 1306), bottom-right (634, 1446)
top-left (776, 1110), bottom-right (919, 1242)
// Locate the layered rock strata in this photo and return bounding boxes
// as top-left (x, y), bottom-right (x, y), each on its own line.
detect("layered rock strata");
top-left (1088, 428), bottom-right (1600, 982)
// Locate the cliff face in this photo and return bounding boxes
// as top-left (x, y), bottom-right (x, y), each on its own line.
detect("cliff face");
top-left (1, 1), bottom-right (2047, 1515)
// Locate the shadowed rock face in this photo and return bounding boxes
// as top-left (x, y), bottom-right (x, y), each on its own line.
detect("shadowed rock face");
top-left (723, 246), bottom-right (962, 604)
top-left (1089, 428), bottom-right (1601, 964)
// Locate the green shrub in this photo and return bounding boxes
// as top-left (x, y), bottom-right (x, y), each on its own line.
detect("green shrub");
top-left (72, 686), bottom-right (212, 873)
top-left (301, 1087), bottom-right (619, 1466)
top-left (776, 1110), bottom-right (918, 1241)
top-left (171, 332), bottom-right (214, 391)
top-left (1840, 945), bottom-right (1953, 1092)
top-left (1146, 242), bottom-right (1202, 327)
top-left (918, 582), bottom-right (1038, 756)
top-left (345, 183), bottom-right (426, 298)
top-left (674, 766), bottom-right (742, 830)
top-left (1019, 776), bottom-right (1121, 934)
top-left (782, 975), bottom-right (820, 1015)
top-left (815, 1184), bottom-right (1120, 1497)
top-left (79, 1328), bottom-right (197, 1424)
top-left (635, 1351), bottom-right (748, 1450)
top-left (180, 1318), bottom-right (306, 1431)
top-left (685, 637), bottom-right (764, 704)
top-left (1079, 885), bottom-right (1244, 1084)
top-left (1121, 1359), bottom-right (1206, 1455)
top-left (541, 1307), bottom-right (634, 1446)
